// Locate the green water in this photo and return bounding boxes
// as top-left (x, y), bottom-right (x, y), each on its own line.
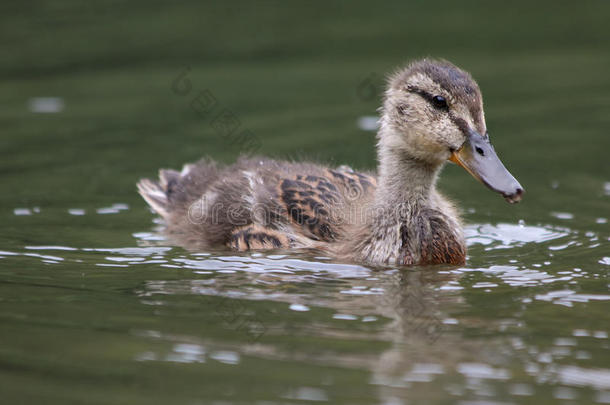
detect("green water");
top-left (1, 1), bottom-right (609, 404)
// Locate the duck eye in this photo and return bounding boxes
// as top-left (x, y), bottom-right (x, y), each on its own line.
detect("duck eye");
top-left (431, 95), bottom-right (448, 110)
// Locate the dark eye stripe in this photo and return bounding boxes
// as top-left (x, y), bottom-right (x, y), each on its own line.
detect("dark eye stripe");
top-left (448, 114), bottom-right (470, 135)
top-left (406, 86), bottom-right (449, 110)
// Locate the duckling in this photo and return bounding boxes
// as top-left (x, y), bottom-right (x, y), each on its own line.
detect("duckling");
top-left (138, 59), bottom-right (523, 266)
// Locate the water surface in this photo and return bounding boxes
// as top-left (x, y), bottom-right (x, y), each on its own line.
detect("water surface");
top-left (1, 1), bottom-right (609, 404)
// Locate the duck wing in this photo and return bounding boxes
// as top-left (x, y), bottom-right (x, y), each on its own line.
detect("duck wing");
top-left (277, 169), bottom-right (376, 242)
top-left (138, 157), bottom-right (376, 250)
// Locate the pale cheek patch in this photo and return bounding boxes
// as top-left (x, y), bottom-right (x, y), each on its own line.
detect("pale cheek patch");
top-left (436, 117), bottom-right (465, 150)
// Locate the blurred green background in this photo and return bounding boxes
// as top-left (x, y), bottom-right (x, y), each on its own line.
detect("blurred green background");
top-left (2, 0), bottom-right (609, 214)
top-left (1, 1), bottom-right (609, 404)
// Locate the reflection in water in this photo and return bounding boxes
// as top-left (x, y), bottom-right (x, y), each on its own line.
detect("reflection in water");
top-left (3, 221), bottom-right (609, 403)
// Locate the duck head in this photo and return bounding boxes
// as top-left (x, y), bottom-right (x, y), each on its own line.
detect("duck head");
top-left (380, 59), bottom-right (523, 203)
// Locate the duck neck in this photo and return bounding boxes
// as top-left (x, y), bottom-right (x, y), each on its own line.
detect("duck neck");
top-left (375, 141), bottom-right (441, 211)
top-left (345, 126), bottom-right (465, 265)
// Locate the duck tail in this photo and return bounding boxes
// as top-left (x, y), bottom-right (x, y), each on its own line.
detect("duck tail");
top-left (137, 169), bottom-right (181, 219)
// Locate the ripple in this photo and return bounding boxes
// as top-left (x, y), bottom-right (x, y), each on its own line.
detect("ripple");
top-left (557, 366), bottom-right (610, 390)
top-left (14, 208), bottom-right (32, 216)
top-left (465, 222), bottom-right (570, 249)
top-left (289, 304), bottom-right (310, 312)
top-left (535, 290), bottom-right (610, 307)
top-left (209, 350), bottom-right (240, 365)
top-left (0, 250), bottom-right (19, 256)
top-left (84, 247), bottom-right (172, 256)
top-left (458, 265), bottom-right (555, 287)
top-left (25, 245), bottom-right (78, 251)
top-left (28, 96), bottom-right (64, 113)
top-left (96, 203), bottom-right (129, 215)
top-left (283, 387), bottom-right (329, 402)
top-left (68, 208), bottom-right (86, 216)
top-left (171, 255), bottom-right (372, 278)
top-left (132, 232), bottom-right (166, 241)
top-left (13, 207), bottom-right (40, 216)
top-left (333, 313), bottom-right (358, 320)
top-left (4, 216), bottom-right (608, 403)
top-left (551, 212), bottom-right (574, 220)
top-left (23, 252), bottom-right (64, 261)
top-left (457, 363), bottom-right (511, 380)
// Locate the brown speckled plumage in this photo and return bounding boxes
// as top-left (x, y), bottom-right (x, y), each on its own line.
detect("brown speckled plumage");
top-left (139, 158), bottom-right (378, 252)
top-left (139, 59), bottom-right (523, 266)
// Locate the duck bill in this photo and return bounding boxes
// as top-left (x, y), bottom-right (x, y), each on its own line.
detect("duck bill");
top-left (450, 131), bottom-right (524, 203)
